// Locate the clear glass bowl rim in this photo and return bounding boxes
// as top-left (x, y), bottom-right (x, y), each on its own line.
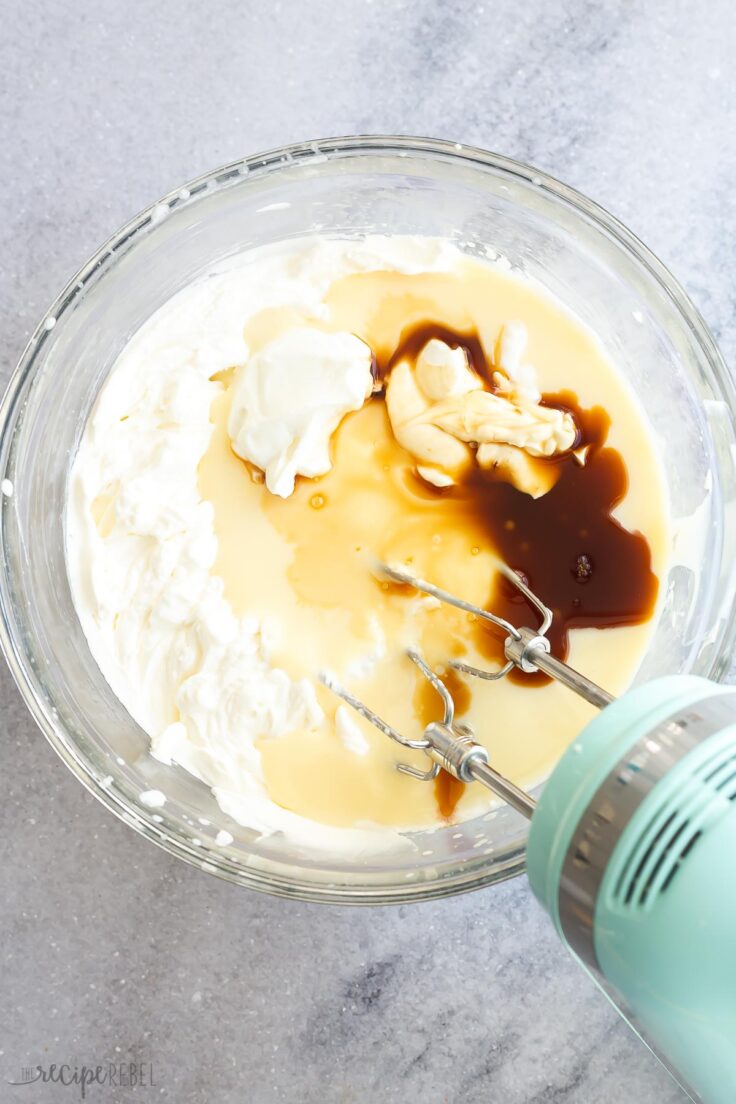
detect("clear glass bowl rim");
top-left (1, 134), bottom-right (735, 906)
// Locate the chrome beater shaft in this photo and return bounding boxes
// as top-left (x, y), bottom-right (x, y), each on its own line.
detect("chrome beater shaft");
top-left (320, 562), bottom-right (615, 818)
top-left (381, 563), bottom-right (614, 710)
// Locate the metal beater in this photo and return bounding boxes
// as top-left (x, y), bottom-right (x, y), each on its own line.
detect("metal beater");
top-left (320, 560), bottom-right (613, 819)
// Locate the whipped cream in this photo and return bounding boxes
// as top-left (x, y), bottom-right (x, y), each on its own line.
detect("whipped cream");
top-left (228, 328), bottom-right (374, 498)
top-left (67, 236), bottom-right (459, 852)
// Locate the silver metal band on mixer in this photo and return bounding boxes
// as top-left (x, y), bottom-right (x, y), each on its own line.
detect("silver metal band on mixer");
top-left (557, 693), bottom-right (736, 970)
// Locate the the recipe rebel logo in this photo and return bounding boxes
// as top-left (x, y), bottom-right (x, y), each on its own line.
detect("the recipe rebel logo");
top-left (7, 1061), bottom-right (156, 1098)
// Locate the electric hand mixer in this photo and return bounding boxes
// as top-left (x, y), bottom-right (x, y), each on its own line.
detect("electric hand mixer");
top-left (323, 563), bottom-right (736, 1104)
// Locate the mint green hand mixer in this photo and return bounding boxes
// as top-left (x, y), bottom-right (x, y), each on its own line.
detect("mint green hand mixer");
top-left (323, 563), bottom-right (736, 1104)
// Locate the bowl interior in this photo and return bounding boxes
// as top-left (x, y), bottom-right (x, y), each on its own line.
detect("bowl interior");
top-left (2, 139), bottom-right (735, 902)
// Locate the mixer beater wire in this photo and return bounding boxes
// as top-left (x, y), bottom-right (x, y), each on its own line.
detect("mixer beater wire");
top-left (320, 561), bottom-right (614, 819)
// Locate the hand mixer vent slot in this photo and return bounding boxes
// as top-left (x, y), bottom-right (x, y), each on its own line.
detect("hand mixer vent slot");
top-left (704, 752), bottom-right (736, 801)
top-left (659, 828), bottom-right (703, 895)
top-left (609, 739), bottom-right (736, 912)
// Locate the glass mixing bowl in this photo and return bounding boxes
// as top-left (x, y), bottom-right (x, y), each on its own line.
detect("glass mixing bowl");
top-left (1, 137), bottom-right (735, 904)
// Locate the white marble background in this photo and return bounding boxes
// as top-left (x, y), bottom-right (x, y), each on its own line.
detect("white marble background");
top-left (1, 1), bottom-right (734, 1101)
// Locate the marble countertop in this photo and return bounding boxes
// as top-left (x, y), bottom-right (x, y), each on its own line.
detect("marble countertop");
top-left (2, 1), bottom-right (734, 1101)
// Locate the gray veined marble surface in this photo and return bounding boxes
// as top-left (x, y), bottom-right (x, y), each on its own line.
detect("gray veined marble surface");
top-left (1, 1), bottom-right (735, 1101)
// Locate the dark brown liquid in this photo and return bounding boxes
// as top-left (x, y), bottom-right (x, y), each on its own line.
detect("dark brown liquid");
top-left (374, 323), bottom-right (491, 387)
top-left (413, 666), bottom-right (471, 819)
top-left (384, 322), bottom-right (660, 817)
top-left (464, 396), bottom-right (658, 677)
